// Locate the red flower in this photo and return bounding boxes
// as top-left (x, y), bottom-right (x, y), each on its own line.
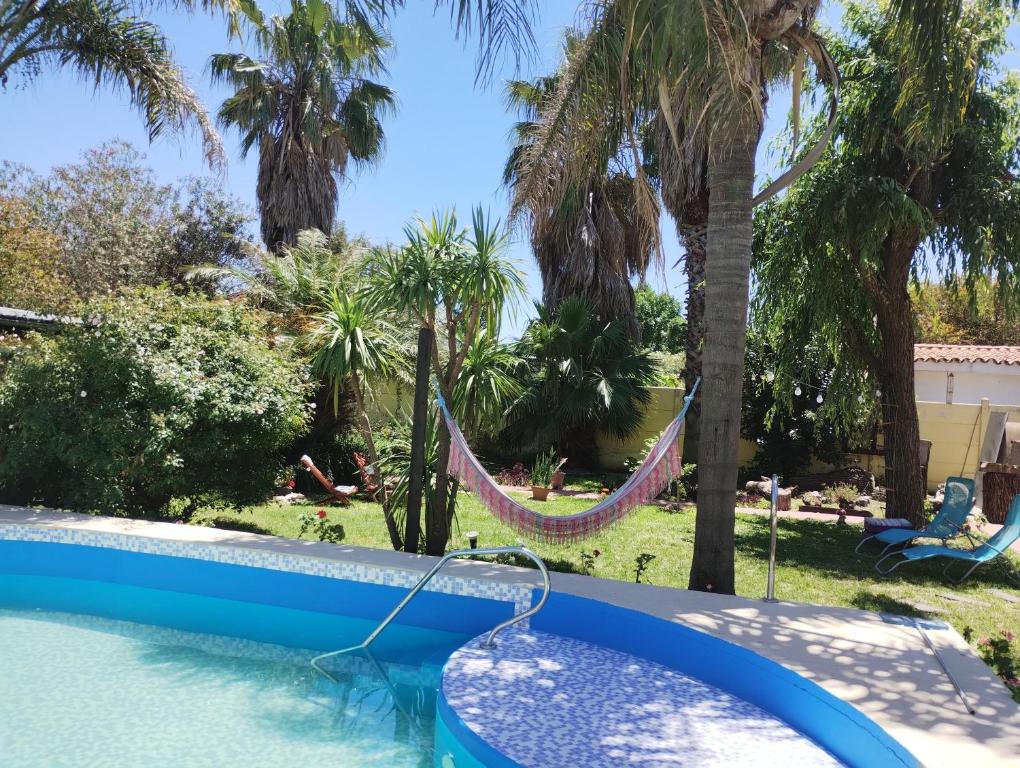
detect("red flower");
top-left (287, 479), bottom-right (296, 489)
top-left (316, 509), bottom-right (327, 519)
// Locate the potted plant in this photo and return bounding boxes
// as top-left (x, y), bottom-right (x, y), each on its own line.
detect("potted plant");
top-left (531, 449), bottom-right (556, 501)
top-left (551, 457), bottom-right (568, 490)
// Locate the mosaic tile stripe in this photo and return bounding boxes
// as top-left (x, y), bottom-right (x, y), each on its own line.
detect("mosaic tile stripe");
top-left (0, 524), bottom-right (534, 615)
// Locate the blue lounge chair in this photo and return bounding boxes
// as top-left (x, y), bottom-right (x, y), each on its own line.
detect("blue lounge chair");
top-left (855, 476), bottom-right (975, 556)
top-left (875, 495), bottom-right (1020, 584)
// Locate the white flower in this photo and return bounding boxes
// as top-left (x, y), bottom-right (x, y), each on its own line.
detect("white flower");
top-left (79, 391), bottom-right (87, 398)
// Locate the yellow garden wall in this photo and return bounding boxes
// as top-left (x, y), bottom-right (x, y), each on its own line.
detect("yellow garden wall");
top-left (596, 388), bottom-right (1020, 491)
top-left (595, 387), bottom-right (692, 469)
top-left (371, 378), bottom-right (1016, 491)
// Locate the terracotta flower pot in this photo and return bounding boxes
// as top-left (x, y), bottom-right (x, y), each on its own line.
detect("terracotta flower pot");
top-left (551, 471), bottom-right (566, 490)
top-left (531, 485), bottom-right (551, 501)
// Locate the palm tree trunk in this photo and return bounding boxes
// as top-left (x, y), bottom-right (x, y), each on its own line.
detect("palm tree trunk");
top-left (427, 421), bottom-right (453, 556)
top-left (681, 228), bottom-right (706, 467)
top-left (689, 121), bottom-right (759, 595)
top-left (351, 370), bottom-right (403, 551)
top-left (405, 327), bottom-right (433, 552)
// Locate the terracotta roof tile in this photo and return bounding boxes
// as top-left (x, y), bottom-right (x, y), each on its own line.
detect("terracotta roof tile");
top-left (914, 344), bottom-right (1020, 366)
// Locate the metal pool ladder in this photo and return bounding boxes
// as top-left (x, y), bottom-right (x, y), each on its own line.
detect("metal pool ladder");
top-left (310, 546), bottom-right (551, 683)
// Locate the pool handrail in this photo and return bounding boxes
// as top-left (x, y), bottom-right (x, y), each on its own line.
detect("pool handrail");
top-left (311, 546), bottom-right (551, 683)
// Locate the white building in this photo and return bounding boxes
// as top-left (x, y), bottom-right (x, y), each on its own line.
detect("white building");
top-left (915, 344), bottom-right (1020, 406)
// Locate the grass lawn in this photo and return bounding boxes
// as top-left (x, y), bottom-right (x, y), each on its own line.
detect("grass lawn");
top-left (196, 490), bottom-right (1020, 647)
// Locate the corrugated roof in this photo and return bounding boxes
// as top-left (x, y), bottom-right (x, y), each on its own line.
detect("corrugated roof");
top-left (914, 344), bottom-right (1020, 366)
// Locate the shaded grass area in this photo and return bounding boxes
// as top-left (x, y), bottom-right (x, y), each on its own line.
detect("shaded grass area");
top-left (195, 493), bottom-right (1020, 644)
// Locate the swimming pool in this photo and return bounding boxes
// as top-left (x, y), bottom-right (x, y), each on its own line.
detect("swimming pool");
top-left (0, 524), bottom-right (919, 767)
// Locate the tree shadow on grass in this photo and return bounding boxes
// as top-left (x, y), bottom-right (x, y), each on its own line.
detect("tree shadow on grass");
top-left (849, 590), bottom-right (939, 620)
top-left (735, 514), bottom-right (1020, 591)
top-left (207, 516), bottom-right (275, 536)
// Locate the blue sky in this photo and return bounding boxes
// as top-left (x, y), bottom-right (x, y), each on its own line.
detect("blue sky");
top-left (2, 2), bottom-right (1013, 333)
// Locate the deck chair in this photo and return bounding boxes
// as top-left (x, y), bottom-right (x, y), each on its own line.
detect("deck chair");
top-left (855, 476), bottom-right (975, 556)
top-left (875, 495), bottom-right (1020, 584)
top-left (300, 455), bottom-right (357, 505)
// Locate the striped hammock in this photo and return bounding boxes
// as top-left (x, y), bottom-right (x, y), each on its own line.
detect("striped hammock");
top-left (438, 378), bottom-right (700, 543)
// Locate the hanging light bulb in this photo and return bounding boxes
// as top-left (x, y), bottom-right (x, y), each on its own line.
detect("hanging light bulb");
top-left (794, 385), bottom-right (802, 396)
top-left (816, 393), bottom-right (824, 404)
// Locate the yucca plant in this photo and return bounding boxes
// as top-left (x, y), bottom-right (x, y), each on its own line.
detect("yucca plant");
top-left (307, 286), bottom-right (405, 548)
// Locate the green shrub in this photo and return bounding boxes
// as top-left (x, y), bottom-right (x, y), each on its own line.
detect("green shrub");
top-left (0, 290), bottom-right (309, 516)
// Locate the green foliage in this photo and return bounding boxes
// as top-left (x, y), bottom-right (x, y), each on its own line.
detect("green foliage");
top-left (452, 330), bottom-right (523, 438)
top-left (529, 448), bottom-right (556, 487)
top-left (825, 484), bottom-right (859, 510)
top-left (190, 227), bottom-right (364, 328)
top-left (634, 285), bottom-right (685, 353)
top-left (741, 333), bottom-right (866, 480)
top-left (753, 3), bottom-right (1020, 423)
top-left (578, 549), bottom-right (601, 575)
top-left (965, 627), bottom-right (1020, 702)
top-left (913, 277), bottom-right (1020, 345)
top-left (308, 287), bottom-right (403, 414)
top-left (0, 143), bottom-right (252, 307)
top-left (647, 352), bottom-right (685, 387)
top-left (0, 197), bottom-right (76, 313)
top-left (503, 296), bottom-right (654, 461)
top-left (0, 0), bottom-right (224, 165)
top-left (0, 290), bottom-right (309, 515)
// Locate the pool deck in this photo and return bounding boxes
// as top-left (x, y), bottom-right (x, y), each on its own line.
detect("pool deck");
top-left (2, 505), bottom-right (1019, 767)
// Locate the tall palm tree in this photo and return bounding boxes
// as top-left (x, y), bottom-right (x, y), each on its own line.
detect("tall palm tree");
top-left (212, 0), bottom-right (394, 250)
top-left (647, 92), bottom-right (710, 465)
top-left (511, 1), bottom-right (839, 594)
top-left (1, 0), bottom-right (224, 165)
top-left (503, 42), bottom-right (658, 338)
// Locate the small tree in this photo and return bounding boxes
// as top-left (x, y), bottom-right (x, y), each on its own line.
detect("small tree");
top-left (307, 287), bottom-right (404, 549)
top-left (367, 208), bottom-right (524, 554)
top-left (754, 3), bottom-right (1020, 524)
top-left (0, 143), bottom-right (252, 304)
top-left (503, 296), bottom-right (654, 465)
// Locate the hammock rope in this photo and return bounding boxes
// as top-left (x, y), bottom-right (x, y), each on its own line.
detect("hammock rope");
top-left (436, 378), bottom-right (700, 543)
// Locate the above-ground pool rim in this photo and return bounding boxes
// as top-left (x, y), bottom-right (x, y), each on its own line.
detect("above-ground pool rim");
top-left (436, 590), bottom-right (921, 768)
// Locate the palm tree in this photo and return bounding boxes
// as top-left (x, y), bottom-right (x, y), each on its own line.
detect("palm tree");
top-left (1, 0), bottom-right (223, 165)
top-left (212, 0), bottom-right (394, 250)
top-left (510, 1), bottom-right (839, 594)
top-left (368, 208), bottom-right (525, 555)
top-left (187, 228), bottom-right (361, 331)
top-left (647, 92), bottom-right (709, 465)
top-left (308, 286), bottom-right (405, 549)
top-left (452, 329), bottom-right (522, 439)
top-left (505, 296), bottom-right (654, 464)
top-left (503, 41), bottom-right (658, 337)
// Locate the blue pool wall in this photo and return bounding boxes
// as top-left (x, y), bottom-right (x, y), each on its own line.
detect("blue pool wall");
top-left (0, 540), bottom-right (514, 649)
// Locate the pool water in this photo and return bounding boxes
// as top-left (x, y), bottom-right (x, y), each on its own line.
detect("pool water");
top-left (0, 601), bottom-right (460, 767)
